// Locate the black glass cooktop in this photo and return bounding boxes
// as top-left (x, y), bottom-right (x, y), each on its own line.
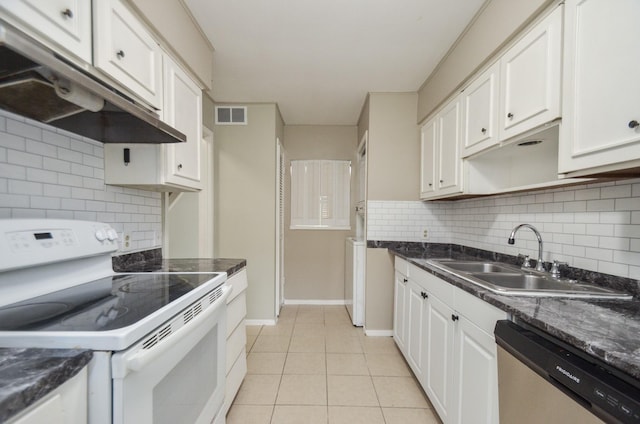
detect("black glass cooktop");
top-left (0, 273), bottom-right (220, 332)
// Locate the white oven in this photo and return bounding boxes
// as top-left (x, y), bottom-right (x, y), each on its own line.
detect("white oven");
top-left (0, 219), bottom-right (229, 424)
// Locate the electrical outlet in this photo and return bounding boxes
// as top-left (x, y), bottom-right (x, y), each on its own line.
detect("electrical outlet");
top-left (122, 231), bottom-right (131, 250)
top-left (422, 228), bottom-right (428, 239)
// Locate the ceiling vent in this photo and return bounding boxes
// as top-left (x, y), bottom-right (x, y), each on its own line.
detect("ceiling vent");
top-left (215, 106), bottom-right (247, 125)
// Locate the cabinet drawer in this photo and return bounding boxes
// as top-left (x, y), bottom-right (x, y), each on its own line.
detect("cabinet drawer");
top-left (226, 291), bottom-right (246, 337)
top-left (226, 325), bottom-right (246, 374)
top-left (395, 257), bottom-right (409, 276)
top-left (409, 264), bottom-right (455, 305)
top-left (455, 288), bottom-right (506, 335)
top-left (223, 347), bottom-right (247, 415)
top-left (226, 269), bottom-right (248, 304)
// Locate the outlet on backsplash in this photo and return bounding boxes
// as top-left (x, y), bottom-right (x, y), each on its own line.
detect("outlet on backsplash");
top-left (122, 232), bottom-right (132, 251)
top-left (422, 228), bottom-right (429, 239)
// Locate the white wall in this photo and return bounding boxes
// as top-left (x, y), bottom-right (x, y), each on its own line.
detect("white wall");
top-left (0, 110), bottom-right (162, 253)
top-left (367, 178), bottom-right (640, 280)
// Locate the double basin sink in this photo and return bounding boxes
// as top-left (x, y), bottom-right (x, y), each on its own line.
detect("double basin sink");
top-left (424, 259), bottom-right (632, 299)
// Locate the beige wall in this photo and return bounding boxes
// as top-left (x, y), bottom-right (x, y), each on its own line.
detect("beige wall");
top-left (364, 248), bottom-right (395, 331)
top-left (129, 0), bottom-right (214, 89)
top-left (366, 93), bottom-right (420, 201)
top-left (214, 104), bottom-right (279, 320)
top-left (417, 0), bottom-right (553, 122)
top-left (203, 95), bottom-right (215, 129)
top-left (283, 125), bottom-right (358, 300)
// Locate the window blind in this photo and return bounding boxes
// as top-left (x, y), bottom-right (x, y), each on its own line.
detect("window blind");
top-left (290, 159), bottom-right (351, 230)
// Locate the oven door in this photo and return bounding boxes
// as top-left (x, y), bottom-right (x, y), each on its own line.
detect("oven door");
top-left (111, 285), bottom-right (230, 424)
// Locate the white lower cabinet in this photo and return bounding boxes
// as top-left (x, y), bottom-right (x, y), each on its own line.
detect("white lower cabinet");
top-left (424, 293), bottom-right (455, 423)
top-left (7, 367), bottom-right (87, 424)
top-left (393, 269), bottom-right (408, 354)
top-left (223, 268), bottom-right (248, 415)
top-left (393, 258), bottom-right (506, 424)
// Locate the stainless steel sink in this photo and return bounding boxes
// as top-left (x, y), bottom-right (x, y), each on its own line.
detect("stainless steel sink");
top-left (438, 261), bottom-right (517, 274)
top-left (425, 259), bottom-right (632, 299)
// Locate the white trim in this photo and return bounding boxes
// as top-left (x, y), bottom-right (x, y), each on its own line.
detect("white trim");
top-left (245, 319), bottom-right (277, 326)
top-left (284, 299), bottom-right (346, 305)
top-left (364, 329), bottom-right (394, 337)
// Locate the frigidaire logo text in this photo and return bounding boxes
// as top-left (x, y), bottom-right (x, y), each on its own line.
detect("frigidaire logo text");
top-left (556, 365), bottom-right (580, 384)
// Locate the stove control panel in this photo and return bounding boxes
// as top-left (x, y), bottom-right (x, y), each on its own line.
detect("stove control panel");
top-left (0, 219), bottom-right (119, 272)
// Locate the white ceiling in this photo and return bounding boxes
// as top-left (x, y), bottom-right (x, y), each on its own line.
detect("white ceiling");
top-left (184, 0), bottom-right (486, 125)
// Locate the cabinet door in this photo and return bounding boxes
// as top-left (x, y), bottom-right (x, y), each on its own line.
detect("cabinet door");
top-left (437, 96), bottom-right (463, 195)
top-left (393, 271), bottom-right (408, 354)
top-left (406, 280), bottom-right (427, 379)
top-left (462, 62), bottom-right (500, 157)
top-left (425, 294), bottom-right (455, 423)
top-left (93, 0), bottom-right (162, 109)
top-left (452, 316), bottom-right (499, 424)
top-left (420, 117), bottom-right (437, 198)
top-left (1, 0), bottom-right (91, 63)
top-left (499, 6), bottom-right (562, 141)
top-left (559, 0), bottom-right (640, 175)
top-left (163, 54), bottom-right (202, 188)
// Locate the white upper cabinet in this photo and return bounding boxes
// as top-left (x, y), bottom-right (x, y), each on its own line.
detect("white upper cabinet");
top-left (162, 54), bottom-right (202, 188)
top-left (420, 116), bottom-right (438, 198)
top-left (499, 5), bottom-right (562, 142)
top-left (461, 62), bottom-right (500, 157)
top-left (0, 0), bottom-right (92, 63)
top-left (104, 52), bottom-right (203, 191)
top-left (93, 0), bottom-right (162, 109)
top-left (421, 95), bottom-right (464, 200)
top-left (559, 0), bottom-right (640, 175)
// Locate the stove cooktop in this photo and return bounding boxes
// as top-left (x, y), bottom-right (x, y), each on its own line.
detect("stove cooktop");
top-left (0, 272), bottom-right (226, 351)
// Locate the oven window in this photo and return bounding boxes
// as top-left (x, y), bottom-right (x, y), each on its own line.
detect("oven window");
top-left (153, 325), bottom-right (219, 424)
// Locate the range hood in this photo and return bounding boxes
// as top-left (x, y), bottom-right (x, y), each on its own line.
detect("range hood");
top-left (0, 21), bottom-right (185, 144)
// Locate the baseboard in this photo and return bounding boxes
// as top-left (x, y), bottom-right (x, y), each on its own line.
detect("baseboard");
top-left (364, 329), bottom-right (393, 337)
top-left (245, 319), bottom-right (277, 326)
top-left (284, 299), bottom-right (346, 305)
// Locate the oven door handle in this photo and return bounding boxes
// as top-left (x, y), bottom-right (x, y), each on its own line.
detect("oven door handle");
top-left (125, 285), bottom-right (230, 373)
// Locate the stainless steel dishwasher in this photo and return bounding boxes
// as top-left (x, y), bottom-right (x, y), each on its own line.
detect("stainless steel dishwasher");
top-left (495, 320), bottom-right (640, 424)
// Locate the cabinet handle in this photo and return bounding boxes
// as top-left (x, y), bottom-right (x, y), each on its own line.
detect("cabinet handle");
top-left (116, 50), bottom-right (125, 59)
top-left (61, 8), bottom-right (73, 18)
top-left (451, 314), bottom-right (459, 322)
top-left (177, 163), bottom-right (183, 170)
top-left (507, 113), bottom-right (514, 119)
top-left (629, 120), bottom-right (639, 129)
top-left (403, 278), bottom-right (408, 283)
top-left (428, 183), bottom-right (432, 187)
top-left (439, 179), bottom-right (444, 183)
top-left (481, 127), bottom-right (487, 134)
top-left (421, 291), bottom-right (428, 299)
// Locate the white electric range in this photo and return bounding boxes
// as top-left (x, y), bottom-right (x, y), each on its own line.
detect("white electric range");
top-left (0, 219), bottom-right (229, 424)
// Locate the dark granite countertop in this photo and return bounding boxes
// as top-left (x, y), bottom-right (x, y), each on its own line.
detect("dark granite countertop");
top-left (113, 252), bottom-right (246, 277)
top-left (0, 348), bottom-right (92, 422)
top-left (385, 242), bottom-right (640, 382)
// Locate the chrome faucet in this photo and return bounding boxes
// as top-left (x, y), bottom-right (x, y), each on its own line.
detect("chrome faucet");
top-left (508, 224), bottom-right (545, 272)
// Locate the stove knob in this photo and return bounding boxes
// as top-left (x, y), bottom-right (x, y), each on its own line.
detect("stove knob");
top-left (106, 229), bottom-right (119, 241)
top-left (95, 229), bottom-right (107, 241)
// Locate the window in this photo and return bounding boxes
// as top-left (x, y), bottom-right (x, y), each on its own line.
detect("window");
top-left (290, 160), bottom-right (351, 230)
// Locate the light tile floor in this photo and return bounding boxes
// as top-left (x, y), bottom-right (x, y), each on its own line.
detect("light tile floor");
top-left (227, 305), bottom-right (442, 424)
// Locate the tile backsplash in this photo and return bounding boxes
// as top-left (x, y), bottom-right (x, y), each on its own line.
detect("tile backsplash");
top-left (368, 179), bottom-right (640, 280)
top-left (0, 109), bottom-right (161, 253)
